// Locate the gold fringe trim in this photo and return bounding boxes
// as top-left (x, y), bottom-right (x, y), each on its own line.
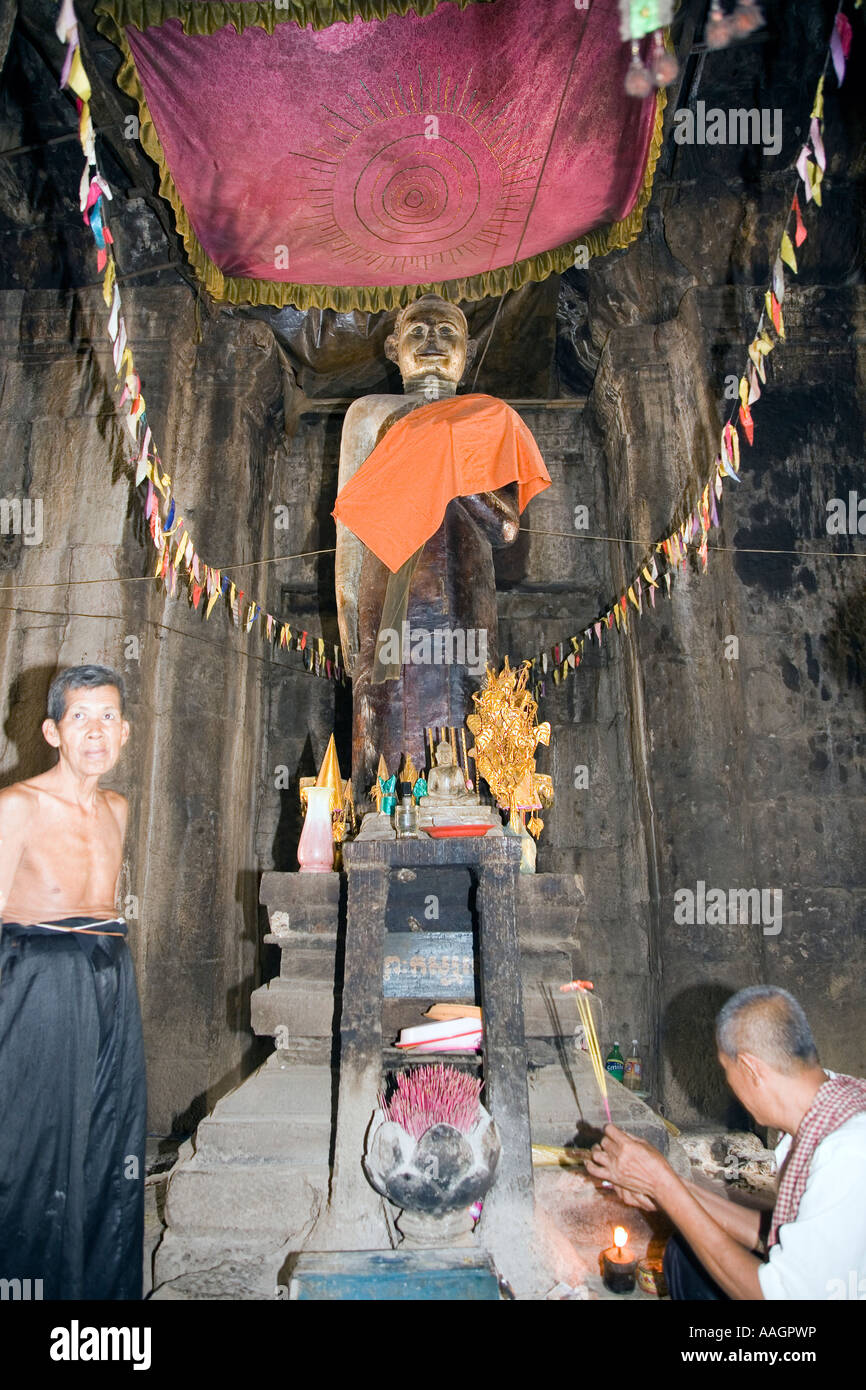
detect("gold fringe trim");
top-left (94, 9), bottom-right (667, 312)
top-left (94, 0), bottom-right (492, 35)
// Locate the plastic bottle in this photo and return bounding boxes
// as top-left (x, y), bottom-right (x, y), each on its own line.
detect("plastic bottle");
top-left (605, 1041), bottom-right (624, 1082)
top-left (623, 1039), bottom-right (643, 1092)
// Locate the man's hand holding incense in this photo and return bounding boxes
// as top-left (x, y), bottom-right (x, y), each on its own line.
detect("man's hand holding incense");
top-left (586, 1123), bottom-right (669, 1203)
top-left (611, 1184), bottom-right (658, 1212)
top-left (588, 1123), bottom-right (765, 1299)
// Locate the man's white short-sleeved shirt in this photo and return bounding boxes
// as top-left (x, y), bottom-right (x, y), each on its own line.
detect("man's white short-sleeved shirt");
top-left (757, 1105), bottom-right (866, 1300)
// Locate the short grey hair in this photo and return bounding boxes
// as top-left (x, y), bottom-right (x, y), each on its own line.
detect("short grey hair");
top-left (716, 985), bottom-right (819, 1074)
top-left (47, 665), bottom-right (126, 723)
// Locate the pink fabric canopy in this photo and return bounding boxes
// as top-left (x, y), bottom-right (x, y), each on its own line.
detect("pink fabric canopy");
top-left (121, 0), bottom-right (661, 299)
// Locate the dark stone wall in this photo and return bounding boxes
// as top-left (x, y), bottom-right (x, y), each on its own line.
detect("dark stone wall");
top-left (647, 285), bottom-right (866, 1122)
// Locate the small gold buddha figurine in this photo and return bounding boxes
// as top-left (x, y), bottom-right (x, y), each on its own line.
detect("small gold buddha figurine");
top-left (426, 739), bottom-right (469, 801)
top-left (369, 754), bottom-right (390, 813)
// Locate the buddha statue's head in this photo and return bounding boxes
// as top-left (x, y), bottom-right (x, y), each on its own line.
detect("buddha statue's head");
top-left (385, 294), bottom-right (477, 395)
top-left (434, 738), bottom-right (454, 766)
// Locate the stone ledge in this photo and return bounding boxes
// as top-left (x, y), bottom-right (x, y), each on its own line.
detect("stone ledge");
top-left (194, 1117), bottom-right (331, 1165)
top-left (153, 1233), bottom-right (303, 1300)
top-left (164, 1164), bottom-right (328, 1237)
top-left (260, 870), bottom-right (341, 911)
top-left (251, 978), bottom-right (337, 1038)
top-left (519, 873), bottom-right (586, 913)
top-left (345, 836), bottom-right (523, 870)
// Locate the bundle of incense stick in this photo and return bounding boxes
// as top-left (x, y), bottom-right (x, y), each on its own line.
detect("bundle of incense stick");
top-left (531, 1144), bottom-right (592, 1168)
top-left (560, 980), bottom-right (611, 1124)
top-left (379, 1065), bottom-right (483, 1139)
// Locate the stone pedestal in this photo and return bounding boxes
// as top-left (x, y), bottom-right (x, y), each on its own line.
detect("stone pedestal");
top-left (320, 835), bottom-right (535, 1281)
top-left (251, 871), bottom-right (342, 1040)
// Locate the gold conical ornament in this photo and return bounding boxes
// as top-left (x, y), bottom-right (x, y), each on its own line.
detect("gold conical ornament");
top-left (316, 734), bottom-right (344, 814)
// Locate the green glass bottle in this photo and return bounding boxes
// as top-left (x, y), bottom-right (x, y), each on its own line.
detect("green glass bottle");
top-left (605, 1041), bottom-right (624, 1083)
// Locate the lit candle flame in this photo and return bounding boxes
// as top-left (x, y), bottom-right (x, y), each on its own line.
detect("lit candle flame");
top-left (613, 1226), bottom-right (629, 1251)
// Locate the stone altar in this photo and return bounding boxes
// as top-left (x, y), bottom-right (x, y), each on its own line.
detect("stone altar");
top-left (319, 835), bottom-right (534, 1283)
top-left (150, 864), bottom-right (686, 1298)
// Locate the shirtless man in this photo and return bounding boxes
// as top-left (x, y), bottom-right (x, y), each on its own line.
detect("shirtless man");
top-left (0, 665), bottom-right (146, 1300)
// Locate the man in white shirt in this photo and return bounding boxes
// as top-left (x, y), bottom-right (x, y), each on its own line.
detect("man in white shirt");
top-left (586, 985), bottom-right (866, 1300)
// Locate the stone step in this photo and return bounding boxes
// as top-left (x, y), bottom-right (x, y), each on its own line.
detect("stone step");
top-left (260, 871), bottom-right (341, 935)
top-left (263, 929), bottom-right (578, 972)
top-left (522, 969), bottom-right (582, 1035)
top-left (274, 1037), bottom-right (334, 1066)
top-left (251, 978), bottom-right (337, 1037)
top-left (259, 871), bottom-right (585, 943)
top-left (261, 870), bottom-right (584, 901)
top-left (194, 1115), bottom-right (331, 1165)
top-left (162, 1056), bottom-right (333, 1238)
top-left (264, 911), bottom-right (338, 938)
top-left (519, 872), bottom-right (585, 914)
top-left (276, 945), bottom-right (342, 984)
top-left (207, 1059), bottom-right (334, 1116)
top-left (164, 1162), bottom-right (329, 1238)
top-left (153, 1232), bottom-right (291, 1300)
top-left (263, 921), bottom-right (583, 955)
top-left (517, 946), bottom-right (575, 980)
top-left (264, 930), bottom-right (337, 951)
top-left (189, 1060), bottom-right (334, 1163)
top-left (253, 976), bottom-right (584, 1041)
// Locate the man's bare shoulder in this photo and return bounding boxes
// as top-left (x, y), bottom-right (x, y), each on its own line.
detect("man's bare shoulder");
top-left (0, 781), bottom-right (41, 831)
top-left (101, 787), bottom-right (128, 826)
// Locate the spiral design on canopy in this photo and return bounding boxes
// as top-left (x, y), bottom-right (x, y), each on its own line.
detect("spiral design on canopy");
top-left (353, 135), bottom-right (481, 248)
top-left (322, 103), bottom-right (521, 274)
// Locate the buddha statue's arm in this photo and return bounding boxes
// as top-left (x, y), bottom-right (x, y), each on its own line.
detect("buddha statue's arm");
top-left (335, 397), bottom-right (411, 673)
top-left (335, 403), bottom-right (374, 674)
top-left (460, 483), bottom-right (520, 548)
top-left (335, 519), bottom-right (361, 676)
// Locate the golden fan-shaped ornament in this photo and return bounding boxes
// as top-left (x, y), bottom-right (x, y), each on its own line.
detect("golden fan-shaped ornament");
top-left (466, 658), bottom-right (554, 837)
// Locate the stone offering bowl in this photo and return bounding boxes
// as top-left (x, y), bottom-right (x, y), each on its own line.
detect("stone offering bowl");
top-left (364, 1104), bottom-right (500, 1215)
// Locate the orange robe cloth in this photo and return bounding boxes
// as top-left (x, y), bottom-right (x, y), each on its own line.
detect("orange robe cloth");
top-left (332, 393), bottom-right (551, 573)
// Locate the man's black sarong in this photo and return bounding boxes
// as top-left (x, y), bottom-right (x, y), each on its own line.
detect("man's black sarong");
top-left (0, 918), bottom-right (146, 1300)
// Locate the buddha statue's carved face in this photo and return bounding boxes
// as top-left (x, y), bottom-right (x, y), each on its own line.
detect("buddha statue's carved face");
top-left (385, 294), bottom-right (475, 391)
top-left (434, 739), bottom-right (454, 767)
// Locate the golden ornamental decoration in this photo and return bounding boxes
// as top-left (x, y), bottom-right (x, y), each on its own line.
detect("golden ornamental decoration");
top-left (466, 658), bottom-right (553, 838)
